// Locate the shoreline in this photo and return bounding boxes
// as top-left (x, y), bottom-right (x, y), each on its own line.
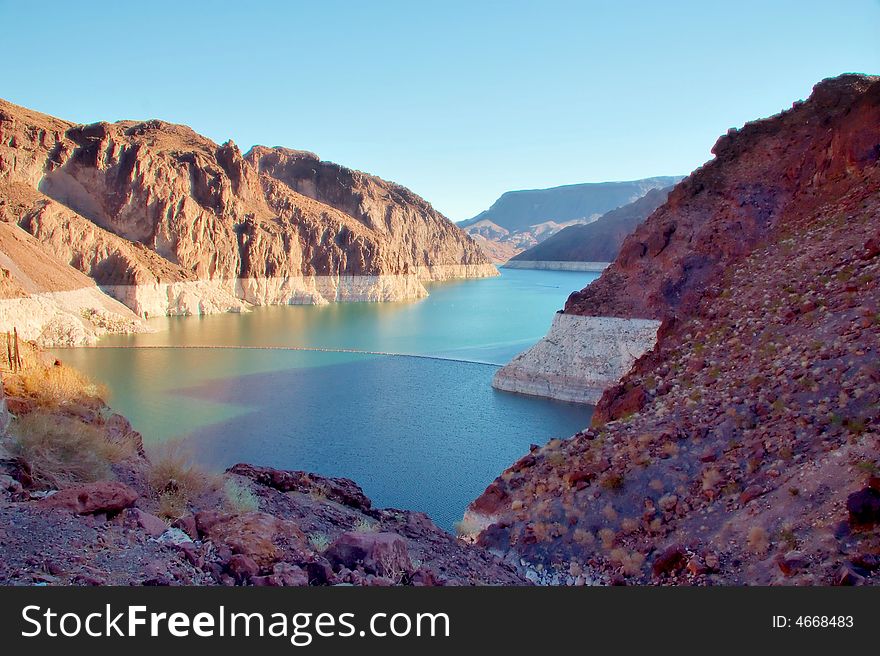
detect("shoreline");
top-left (0, 264), bottom-right (500, 348)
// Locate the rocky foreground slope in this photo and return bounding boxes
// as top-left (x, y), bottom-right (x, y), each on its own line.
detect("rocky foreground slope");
top-left (0, 98), bottom-right (495, 344)
top-left (469, 74), bottom-right (880, 585)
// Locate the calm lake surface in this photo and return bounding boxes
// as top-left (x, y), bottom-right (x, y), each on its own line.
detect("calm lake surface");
top-left (57, 268), bottom-right (598, 530)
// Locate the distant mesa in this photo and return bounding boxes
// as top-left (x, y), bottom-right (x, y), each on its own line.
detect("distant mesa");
top-left (505, 185), bottom-right (674, 269)
top-left (459, 176), bottom-right (682, 263)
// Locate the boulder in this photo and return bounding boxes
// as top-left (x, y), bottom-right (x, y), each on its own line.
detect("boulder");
top-left (469, 480), bottom-right (510, 516)
top-left (593, 384), bottom-right (647, 425)
top-left (846, 487), bottom-right (880, 527)
top-left (251, 563), bottom-right (309, 587)
top-left (652, 544), bottom-right (687, 577)
top-left (226, 554), bottom-right (260, 583)
top-left (38, 481), bottom-right (138, 515)
top-left (172, 514), bottom-right (199, 540)
top-left (128, 508), bottom-right (167, 537)
top-left (194, 510), bottom-right (230, 539)
top-left (274, 563), bottom-right (310, 586)
top-left (303, 558), bottom-right (335, 586)
top-left (325, 532), bottom-right (413, 579)
top-left (226, 464), bottom-right (372, 512)
top-left (201, 511), bottom-right (307, 569)
top-left (835, 563), bottom-right (866, 586)
top-left (775, 551), bottom-right (807, 577)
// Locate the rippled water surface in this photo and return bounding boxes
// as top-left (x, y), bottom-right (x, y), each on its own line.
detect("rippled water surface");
top-left (58, 268), bottom-right (598, 530)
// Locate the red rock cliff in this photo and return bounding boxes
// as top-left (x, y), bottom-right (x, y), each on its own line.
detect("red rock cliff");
top-left (467, 74), bottom-right (880, 586)
top-left (0, 98), bottom-right (495, 319)
top-left (566, 74), bottom-right (880, 320)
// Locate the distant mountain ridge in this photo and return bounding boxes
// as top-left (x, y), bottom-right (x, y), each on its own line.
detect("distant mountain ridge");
top-left (460, 176), bottom-right (682, 232)
top-left (509, 185), bottom-right (674, 264)
top-left (459, 176), bottom-right (682, 261)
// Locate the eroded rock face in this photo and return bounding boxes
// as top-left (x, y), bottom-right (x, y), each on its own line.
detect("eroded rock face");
top-left (496, 75), bottom-right (880, 406)
top-left (492, 314), bottom-right (660, 404)
top-left (199, 511), bottom-right (309, 569)
top-left (0, 97), bottom-right (496, 336)
top-left (228, 463), bottom-right (372, 512)
top-left (468, 74), bottom-right (880, 585)
top-left (0, 217), bottom-right (152, 345)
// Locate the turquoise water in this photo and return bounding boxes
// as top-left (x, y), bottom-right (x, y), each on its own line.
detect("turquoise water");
top-left (57, 268), bottom-right (598, 530)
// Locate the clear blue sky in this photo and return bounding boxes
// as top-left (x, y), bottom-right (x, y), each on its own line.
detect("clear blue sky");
top-left (2, 0), bottom-right (878, 220)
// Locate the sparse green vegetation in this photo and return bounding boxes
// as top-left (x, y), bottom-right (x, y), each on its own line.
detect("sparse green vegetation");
top-left (308, 532), bottom-right (331, 552)
top-left (779, 527), bottom-right (798, 551)
top-left (223, 479), bottom-right (259, 513)
top-left (835, 268), bottom-right (853, 283)
top-left (600, 473), bottom-right (625, 490)
top-left (844, 417), bottom-right (867, 435)
top-left (353, 517), bottom-right (378, 532)
top-left (856, 460), bottom-right (879, 476)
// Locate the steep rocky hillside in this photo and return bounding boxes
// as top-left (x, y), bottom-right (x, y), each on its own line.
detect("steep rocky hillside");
top-left (460, 176), bottom-right (681, 261)
top-left (565, 75), bottom-right (879, 320)
top-left (467, 74), bottom-right (880, 585)
top-left (509, 186), bottom-right (673, 265)
top-left (0, 98), bottom-right (495, 334)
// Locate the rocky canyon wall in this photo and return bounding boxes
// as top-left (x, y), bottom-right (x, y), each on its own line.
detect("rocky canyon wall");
top-left (0, 98), bottom-right (495, 342)
top-left (494, 74), bottom-right (880, 405)
top-left (0, 221), bottom-right (149, 345)
top-left (468, 74), bottom-right (880, 585)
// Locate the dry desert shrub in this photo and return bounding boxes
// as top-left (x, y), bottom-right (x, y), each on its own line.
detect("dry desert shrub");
top-left (308, 532), bottom-right (331, 553)
top-left (6, 359), bottom-right (107, 409)
top-left (147, 445), bottom-right (221, 519)
top-left (7, 411), bottom-right (136, 487)
top-left (747, 526), bottom-right (770, 554)
top-left (353, 517), bottom-right (378, 532)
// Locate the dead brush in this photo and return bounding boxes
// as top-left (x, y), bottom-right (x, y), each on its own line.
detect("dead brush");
top-left (147, 445), bottom-right (221, 520)
top-left (5, 358), bottom-right (107, 410)
top-left (7, 410), bottom-right (137, 487)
